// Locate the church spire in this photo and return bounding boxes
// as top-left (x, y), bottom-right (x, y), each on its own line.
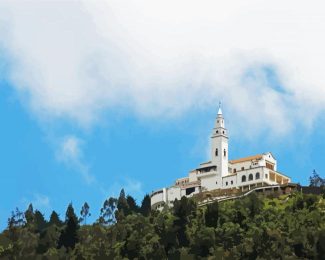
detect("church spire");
top-left (214, 101), bottom-right (226, 129)
top-left (217, 101), bottom-right (223, 116)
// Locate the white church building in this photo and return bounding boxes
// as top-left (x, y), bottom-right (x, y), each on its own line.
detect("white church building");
top-left (151, 105), bottom-right (291, 210)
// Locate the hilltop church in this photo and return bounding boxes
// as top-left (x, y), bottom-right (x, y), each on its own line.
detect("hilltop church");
top-left (151, 105), bottom-right (291, 210)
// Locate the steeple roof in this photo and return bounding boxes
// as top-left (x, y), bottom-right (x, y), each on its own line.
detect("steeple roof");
top-left (218, 107), bottom-right (222, 115)
top-left (217, 101), bottom-right (223, 116)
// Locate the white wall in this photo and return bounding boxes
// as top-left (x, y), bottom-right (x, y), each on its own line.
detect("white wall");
top-left (189, 171), bottom-right (198, 182)
top-left (167, 186), bottom-right (182, 203)
top-left (151, 189), bottom-right (165, 206)
top-left (200, 174), bottom-right (221, 191)
top-left (222, 174), bottom-right (237, 188)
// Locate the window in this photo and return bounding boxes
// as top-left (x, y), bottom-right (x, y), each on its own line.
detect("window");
top-left (217, 120), bottom-right (219, 123)
top-left (249, 174), bottom-right (253, 181)
top-left (265, 174), bottom-right (268, 179)
top-left (234, 169), bottom-right (237, 173)
top-left (223, 131), bottom-right (225, 134)
top-left (224, 149), bottom-right (226, 157)
top-left (256, 172), bottom-right (260, 179)
top-left (226, 182), bottom-right (228, 186)
top-left (216, 130), bottom-right (219, 134)
top-left (215, 148), bottom-right (218, 156)
top-left (241, 167), bottom-right (244, 171)
top-left (242, 175), bottom-right (246, 182)
top-left (216, 181), bottom-right (218, 184)
top-left (186, 187), bottom-right (195, 196)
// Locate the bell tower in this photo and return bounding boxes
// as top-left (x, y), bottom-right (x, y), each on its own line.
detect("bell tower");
top-left (211, 102), bottom-right (229, 177)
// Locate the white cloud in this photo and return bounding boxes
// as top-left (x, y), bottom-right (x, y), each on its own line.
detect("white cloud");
top-left (22, 193), bottom-right (51, 212)
top-left (57, 136), bottom-right (95, 184)
top-left (32, 193), bottom-right (50, 210)
top-left (0, 0), bottom-right (325, 136)
top-left (60, 136), bottom-right (82, 162)
top-left (99, 177), bottom-right (144, 202)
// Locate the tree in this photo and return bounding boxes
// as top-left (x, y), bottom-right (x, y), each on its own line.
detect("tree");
top-left (140, 194), bottom-right (151, 217)
top-left (49, 211), bottom-right (62, 227)
top-left (34, 210), bottom-right (47, 233)
top-left (245, 192), bottom-right (263, 218)
top-left (173, 197), bottom-right (196, 247)
top-left (99, 197), bottom-right (117, 225)
top-left (65, 203), bottom-right (78, 225)
top-left (80, 202), bottom-right (91, 225)
top-left (117, 189), bottom-right (130, 217)
top-left (190, 226), bottom-right (215, 257)
top-left (58, 203), bottom-right (79, 250)
top-left (126, 195), bottom-right (139, 214)
top-left (317, 229), bottom-right (325, 257)
top-left (24, 204), bottom-right (34, 228)
top-left (309, 169), bottom-right (325, 187)
top-left (205, 201), bottom-right (219, 228)
top-left (8, 208), bottom-right (25, 229)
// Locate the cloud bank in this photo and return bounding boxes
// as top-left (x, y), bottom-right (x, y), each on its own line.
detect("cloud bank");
top-left (1, 0), bottom-right (325, 136)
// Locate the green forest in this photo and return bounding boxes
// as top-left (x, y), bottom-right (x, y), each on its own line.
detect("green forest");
top-left (1, 173), bottom-right (325, 259)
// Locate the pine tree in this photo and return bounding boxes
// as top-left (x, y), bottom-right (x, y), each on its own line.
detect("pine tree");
top-left (65, 203), bottom-right (78, 224)
top-left (24, 203), bottom-right (35, 228)
top-left (58, 203), bottom-right (79, 249)
top-left (126, 195), bottom-right (139, 214)
top-left (49, 211), bottom-right (62, 227)
top-left (117, 189), bottom-right (130, 216)
top-left (140, 194), bottom-right (151, 217)
top-left (34, 210), bottom-right (47, 232)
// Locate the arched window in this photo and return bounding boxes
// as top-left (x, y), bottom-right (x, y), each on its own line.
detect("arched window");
top-left (242, 175), bottom-right (246, 182)
top-left (249, 174), bottom-right (253, 181)
top-left (215, 148), bottom-right (218, 156)
top-left (224, 149), bottom-right (226, 157)
top-left (256, 172), bottom-right (260, 179)
top-left (231, 180), bottom-right (233, 185)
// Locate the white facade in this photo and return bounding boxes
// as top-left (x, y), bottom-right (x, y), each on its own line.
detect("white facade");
top-left (150, 105), bottom-right (291, 210)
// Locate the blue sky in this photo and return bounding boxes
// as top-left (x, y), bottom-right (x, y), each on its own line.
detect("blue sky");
top-left (1, 75), bottom-right (324, 230)
top-left (1, 1), bottom-right (325, 230)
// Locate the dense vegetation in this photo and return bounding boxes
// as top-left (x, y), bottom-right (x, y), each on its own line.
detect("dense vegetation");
top-left (1, 190), bottom-right (325, 259)
top-left (1, 171), bottom-right (325, 259)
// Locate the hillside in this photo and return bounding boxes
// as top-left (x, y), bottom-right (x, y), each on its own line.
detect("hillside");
top-left (1, 191), bottom-right (325, 259)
